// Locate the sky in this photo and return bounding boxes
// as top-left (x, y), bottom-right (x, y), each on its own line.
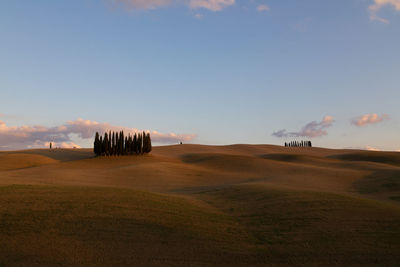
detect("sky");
top-left (1, 0), bottom-right (399, 151)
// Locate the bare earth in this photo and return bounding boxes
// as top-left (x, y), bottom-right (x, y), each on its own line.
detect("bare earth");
top-left (0, 144), bottom-right (400, 266)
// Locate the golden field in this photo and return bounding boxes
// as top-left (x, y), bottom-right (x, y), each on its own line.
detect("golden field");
top-left (0, 144), bottom-right (399, 266)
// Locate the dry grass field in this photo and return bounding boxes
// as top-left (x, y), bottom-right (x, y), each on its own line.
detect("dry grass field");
top-left (1, 144), bottom-right (400, 266)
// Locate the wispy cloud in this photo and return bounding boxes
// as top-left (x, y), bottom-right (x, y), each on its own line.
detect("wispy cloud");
top-left (0, 118), bottom-right (196, 150)
top-left (256, 4), bottom-right (270, 12)
top-left (365, 145), bottom-right (380, 151)
top-left (344, 145), bottom-right (381, 151)
top-left (189, 0), bottom-right (235, 11)
top-left (292, 17), bottom-right (312, 33)
top-left (369, 0), bottom-right (400, 23)
top-left (272, 116), bottom-right (335, 138)
top-left (351, 113), bottom-right (388, 127)
top-left (110, 0), bottom-right (235, 11)
top-left (110, 0), bottom-right (174, 10)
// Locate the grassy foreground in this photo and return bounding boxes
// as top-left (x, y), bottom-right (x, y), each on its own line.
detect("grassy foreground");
top-left (0, 145), bottom-right (400, 266)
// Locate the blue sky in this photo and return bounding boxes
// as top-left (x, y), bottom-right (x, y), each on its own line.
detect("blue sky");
top-left (1, 0), bottom-right (399, 150)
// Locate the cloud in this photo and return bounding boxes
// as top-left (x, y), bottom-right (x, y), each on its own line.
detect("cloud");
top-left (43, 141), bottom-right (81, 149)
top-left (0, 118), bottom-right (196, 150)
top-left (110, 0), bottom-right (235, 11)
top-left (369, 0), bottom-right (400, 23)
top-left (272, 116), bottom-right (335, 138)
top-left (189, 0), bottom-right (235, 11)
top-left (257, 4), bottom-right (270, 12)
top-left (344, 145), bottom-right (381, 151)
top-left (110, 0), bottom-right (174, 10)
top-left (365, 145), bottom-right (380, 151)
top-left (351, 113), bottom-right (388, 127)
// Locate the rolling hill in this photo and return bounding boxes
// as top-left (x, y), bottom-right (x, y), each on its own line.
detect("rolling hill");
top-left (0, 144), bottom-right (399, 266)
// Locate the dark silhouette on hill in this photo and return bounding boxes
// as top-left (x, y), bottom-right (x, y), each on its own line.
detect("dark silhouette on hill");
top-left (285, 140), bottom-right (312, 147)
top-left (94, 131), bottom-right (152, 156)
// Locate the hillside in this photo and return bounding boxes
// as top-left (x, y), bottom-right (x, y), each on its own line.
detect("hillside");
top-left (0, 145), bottom-right (399, 265)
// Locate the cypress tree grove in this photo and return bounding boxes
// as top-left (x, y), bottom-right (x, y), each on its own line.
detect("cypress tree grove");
top-left (93, 130), bottom-right (152, 157)
top-left (285, 140), bottom-right (313, 148)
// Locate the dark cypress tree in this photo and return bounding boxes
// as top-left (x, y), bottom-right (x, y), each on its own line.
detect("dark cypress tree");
top-left (137, 133), bottom-right (142, 154)
top-left (124, 136), bottom-right (128, 155)
top-left (142, 132), bottom-right (146, 153)
top-left (142, 131), bottom-right (146, 154)
top-left (108, 131), bottom-right (112, 155)
top-left (99, 136), bottom-right (103, 155)
top-left (143, 133), bottom-right (147, 153)
top-left (102, 133), bottom-right (107, 156)
top-left (135, 133), bottom-right (139, 154)
top-left (146, 133), bottom-right (152, 153)
top-left (111, 131), bottom-right (115, 156)
top-left (114, 132), bottom-right (118, 155)
top-left (128, 135), bottom-right (133, 155)
top-left (104, 133), bottom-right (109, 156)
top-left (140, 132), bottom-right (144, 154)
top-left (126, 135), bottom-right (129, 155)
top-left (133, 133), bottom-right (137, 154)
top-left (94, 132), bottom-right (99, 155)
top-left (130, 134), bottom-right (134, 154)
top-left (115, 132), bottom-right (121, 156)
top-left (120, 131), bottom-right (124, 155)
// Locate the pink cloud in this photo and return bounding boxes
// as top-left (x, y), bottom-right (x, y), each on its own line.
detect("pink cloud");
top-left (369, 0), bottom-right (400, 23)
top-left (189, 0), bottom-right (235, 11)
top-left (351, 114), bottom-right (388, 127)
top-left (273, 116), bottom-right (335, 138)
top-left (43, 142), bottom-right (81, 149)
top-left (111, 0), bottom-right (173, 10)
top-left (0, 118), bottom-right (196, 150)
top-left (110, 0), bottom-right (235, 11)
top-left (257, 4), bottom-right (270, 12)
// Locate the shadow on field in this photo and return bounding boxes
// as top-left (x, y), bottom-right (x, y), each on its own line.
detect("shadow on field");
top-left (16, 149), bottom-right (94, 162)
top-left (328, 152), bottom-right (400, 167)
top-left (353, 169), bottom-right (400, 197)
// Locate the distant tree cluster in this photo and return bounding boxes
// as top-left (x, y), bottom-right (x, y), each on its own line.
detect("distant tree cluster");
top-left (285, 141), bottom-right (312, 147)
top-left (94, 131), bottom-right (152, 156)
